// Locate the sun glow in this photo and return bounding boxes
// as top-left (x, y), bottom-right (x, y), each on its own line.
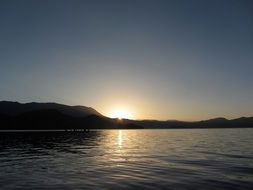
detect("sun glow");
top-left (110, 109), bottom-right (132, 119)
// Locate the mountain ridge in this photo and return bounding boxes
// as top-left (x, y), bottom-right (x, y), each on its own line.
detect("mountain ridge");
top-left (0, 101), bottom-right (101, 117)
top-left (0, 101), bottom-right (252, 130)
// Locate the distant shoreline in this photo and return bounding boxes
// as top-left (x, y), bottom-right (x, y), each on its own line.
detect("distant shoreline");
top-left (1, 101), bottom-right (252, 130)
top-left (1, 126), bottom-right (253, 132)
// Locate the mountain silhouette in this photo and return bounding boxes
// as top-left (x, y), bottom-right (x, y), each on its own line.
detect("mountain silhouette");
top-left (0, 101), bottom-right (252, 130)
top-left (0, 101), bottom-right (101, 117)
top-left (0, 101), bottom-right (142, 130)
top-left (124, 117), bottom-right (253, 129)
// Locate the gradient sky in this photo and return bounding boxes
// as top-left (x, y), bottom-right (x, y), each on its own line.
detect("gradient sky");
top-left (0, 0), bottom-right (253, 120)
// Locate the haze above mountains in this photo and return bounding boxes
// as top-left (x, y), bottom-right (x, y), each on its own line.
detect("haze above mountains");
top-left (0, 101), bottom-right (252, 130)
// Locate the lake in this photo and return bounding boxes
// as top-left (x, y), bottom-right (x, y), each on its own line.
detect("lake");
top-left (0, 129), bottom-right (253, 190)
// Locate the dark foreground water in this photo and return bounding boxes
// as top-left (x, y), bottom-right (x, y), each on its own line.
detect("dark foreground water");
top-left (0, 129), bottom-right (253, 190)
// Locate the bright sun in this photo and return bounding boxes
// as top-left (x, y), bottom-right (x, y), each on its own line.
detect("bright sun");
top-left (110, 109), bottom-right (131, 119)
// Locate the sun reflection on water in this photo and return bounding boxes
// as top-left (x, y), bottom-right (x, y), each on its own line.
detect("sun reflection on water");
top-left (118, 130), bottom-right (123, 148)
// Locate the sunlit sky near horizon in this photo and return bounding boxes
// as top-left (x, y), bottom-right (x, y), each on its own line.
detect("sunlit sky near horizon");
top-left (0, 0), bottom-right (253, 121)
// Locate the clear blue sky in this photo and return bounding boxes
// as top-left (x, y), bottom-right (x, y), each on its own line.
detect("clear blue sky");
top-left (0, 0), bottom-right (252, 120)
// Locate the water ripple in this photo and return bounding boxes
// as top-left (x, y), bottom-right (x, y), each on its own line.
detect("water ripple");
top-left (0, 129), bottom-right (253, 189)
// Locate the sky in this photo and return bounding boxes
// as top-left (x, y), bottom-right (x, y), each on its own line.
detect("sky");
top-left (0, 0), bottom-right (253, 120)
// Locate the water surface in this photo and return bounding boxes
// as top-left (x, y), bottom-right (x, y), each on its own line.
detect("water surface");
top-left (0, 129), bottom-right (253, 190)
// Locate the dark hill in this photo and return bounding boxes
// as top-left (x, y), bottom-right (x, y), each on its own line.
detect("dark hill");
top-left (0, 101), bottom-right (143, 130)
top-left (123, 117), bottom-right (253, 129)
top-left (0, 101), bottom-right (101, 117)
top-left (0, 101), bottom-right (252, 130)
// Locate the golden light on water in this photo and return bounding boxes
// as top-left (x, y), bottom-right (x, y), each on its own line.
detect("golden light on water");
top-left (118, 130), bottom-right (123, 148)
